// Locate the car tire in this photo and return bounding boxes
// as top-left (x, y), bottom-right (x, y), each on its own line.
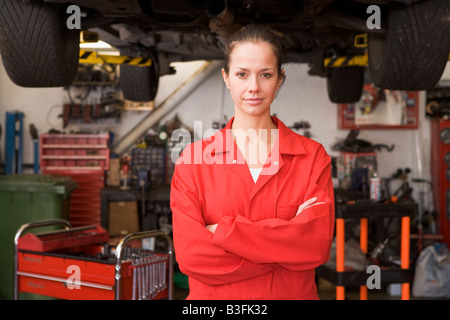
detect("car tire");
top-left (326, 67), bottom-right (364, 104)
top-left (0, 0), bottom-right (79, 87)
top-left (368, 0), bottom-right (450, 90)
top-left (120, 64), bottom-right (159, 102)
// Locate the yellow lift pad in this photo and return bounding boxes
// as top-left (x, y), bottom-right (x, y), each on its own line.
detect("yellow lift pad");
top-left (79, 50), bottom-right (152, 67)
top-left (324, 55), bottom-right (368, 68)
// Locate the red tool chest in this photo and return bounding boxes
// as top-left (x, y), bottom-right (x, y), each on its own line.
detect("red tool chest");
top-left (40, 133), bottom-right (110, 227)
top-left (14, 220), bottom-right (173, 300)
top-left (60, 173), bottom-right (105, 226)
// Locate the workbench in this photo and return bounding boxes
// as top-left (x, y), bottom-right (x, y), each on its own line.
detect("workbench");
top-left (316, 200), bottom-right (417, 300)
top-left (100, 186), bottom-right (171, 232)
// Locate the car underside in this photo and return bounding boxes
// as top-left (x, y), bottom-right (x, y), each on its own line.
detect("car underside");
top-left (52, 0), bottom-right (394, 76)
top-left (0, 0), bottom-right (448, 103)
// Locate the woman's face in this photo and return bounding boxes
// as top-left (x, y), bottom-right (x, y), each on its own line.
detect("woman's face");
top-left (222, 41), bottom-right (284, 118)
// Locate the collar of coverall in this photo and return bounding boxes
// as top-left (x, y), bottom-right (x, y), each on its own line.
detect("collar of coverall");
top-left (209, 116), bottom-right (307, 156)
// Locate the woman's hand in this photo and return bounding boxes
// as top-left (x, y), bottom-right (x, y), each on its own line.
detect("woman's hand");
top-left (206, 198), bottom-right (317, 233)
top-left (206, 223), bottom-right (218, 233)
top-left (296, 197), bottom-right (317, 216)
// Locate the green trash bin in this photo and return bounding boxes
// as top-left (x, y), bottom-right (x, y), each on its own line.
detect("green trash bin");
top-left (0, 174), bottom-right (78, 300)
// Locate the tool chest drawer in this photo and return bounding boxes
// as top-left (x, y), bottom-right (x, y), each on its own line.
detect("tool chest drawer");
top-left (17, 250), bottom-right (118, 300)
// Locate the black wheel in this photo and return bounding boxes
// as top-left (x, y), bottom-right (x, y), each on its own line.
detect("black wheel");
top-left (120, 64), bottom-right (159, 102)
top-left (368, 0), bottom-right (450, 91)
top-left (0, 0), bottom-right (80, 87)
top-left (326, 67), bottom-right (364, 104)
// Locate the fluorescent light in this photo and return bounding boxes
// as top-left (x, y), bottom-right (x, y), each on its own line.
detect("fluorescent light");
top-left (80, 40), bottom-right (112, 49)
top-left (97, 50), bottom-right (120, 56)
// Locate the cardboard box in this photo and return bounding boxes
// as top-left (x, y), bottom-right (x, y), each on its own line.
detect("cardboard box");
top-left (110, 158), bottom-right (120, 171)
top-left (107, 158), bottom-right (121, 186)
top-left (107, 171), bottom-right (120, 186)
top-left (108, 201), bottom-right (140, 236)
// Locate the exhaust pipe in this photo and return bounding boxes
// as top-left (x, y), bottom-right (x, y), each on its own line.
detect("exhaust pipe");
top-left (207, 0), bottom-right (229, 20)
top-left (206, 0), bottom-right (240, 45)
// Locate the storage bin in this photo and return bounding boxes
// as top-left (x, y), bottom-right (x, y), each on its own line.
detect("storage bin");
top-left (40, 133), bottom-right (110, 172)
top-left (0, 174), bottom-right (77, 299)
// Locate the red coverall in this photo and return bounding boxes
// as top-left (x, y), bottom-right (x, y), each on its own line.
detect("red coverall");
top-left (170, 116), bottom-right (335, 299)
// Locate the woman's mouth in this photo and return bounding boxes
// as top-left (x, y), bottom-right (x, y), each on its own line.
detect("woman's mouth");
top-left (244, 98), bottom-right (263, 105)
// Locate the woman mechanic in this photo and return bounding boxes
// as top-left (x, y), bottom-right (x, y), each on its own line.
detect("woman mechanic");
top-left (170, 24), bottom-right (335, 300)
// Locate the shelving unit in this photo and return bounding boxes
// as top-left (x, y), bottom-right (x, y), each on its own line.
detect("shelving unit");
top-left (337, 84), bottom-right (419, 130)
top-left (40, 133), bottom-right (110, 227)
top-left (40, 134), bottom-right (110, 172)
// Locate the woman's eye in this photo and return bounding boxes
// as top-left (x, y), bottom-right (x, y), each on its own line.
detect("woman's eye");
top-left (262, 73), bottom-right (272, 78)
top-left (236, 72), bottom-right (246, 78)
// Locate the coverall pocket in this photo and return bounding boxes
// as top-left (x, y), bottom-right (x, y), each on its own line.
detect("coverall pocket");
top-left (276, 204), bottom-right (299, 221)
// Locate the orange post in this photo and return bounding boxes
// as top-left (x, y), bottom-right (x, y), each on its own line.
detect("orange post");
top-left (360, 218), bottom-right (368, 300)
top-left (401, 216), bottom-right (410, 300)
top-left (336, 218), bottom-right (345, 300)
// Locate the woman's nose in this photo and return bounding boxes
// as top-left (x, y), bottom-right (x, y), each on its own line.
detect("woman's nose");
top-left (248, 76), bottom-right (260, 93)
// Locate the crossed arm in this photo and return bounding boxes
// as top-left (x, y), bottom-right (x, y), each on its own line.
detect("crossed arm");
top-left (205, 196), bottom-right (320, 233)
top-left (170, 155), bottom-right (335, 285)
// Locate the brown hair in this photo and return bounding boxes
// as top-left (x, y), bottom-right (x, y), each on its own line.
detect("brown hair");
top-left (223, 24), bottom-right (284, 76)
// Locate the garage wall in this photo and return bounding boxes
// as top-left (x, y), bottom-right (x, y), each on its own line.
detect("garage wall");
top-left (1, 60), bottom-right (449, 205)
top-left (0, 63), bottom-right (65, 170)
top-left (158, 62), bottom-right (434, 184)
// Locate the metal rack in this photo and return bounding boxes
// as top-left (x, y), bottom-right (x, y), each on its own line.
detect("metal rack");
top-left (13, 219), bottom-right (173, 300)
top-left (316, 201), bottom-right (416, 300)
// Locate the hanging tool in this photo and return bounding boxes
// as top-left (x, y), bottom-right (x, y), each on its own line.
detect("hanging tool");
top-left (29, 124), bottom-right (39, 173)
top-left (332, 130), bottom-right (395, 153)
top-left (129, 252), bottom-right (168, 300)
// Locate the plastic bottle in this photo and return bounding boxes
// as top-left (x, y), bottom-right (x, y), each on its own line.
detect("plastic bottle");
top-left (370, 172), bottom-right (381, 201)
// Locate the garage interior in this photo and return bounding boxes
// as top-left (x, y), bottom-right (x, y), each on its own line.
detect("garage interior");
top-left (0, 1), bottom-right (450, 302)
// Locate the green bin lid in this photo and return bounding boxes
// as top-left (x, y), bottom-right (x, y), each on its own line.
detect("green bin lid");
top-left (0, 174), bottom-right (78, 194)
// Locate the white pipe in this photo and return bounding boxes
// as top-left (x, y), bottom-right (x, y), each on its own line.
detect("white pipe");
top-left (112, 60), bottom-right (221, 155)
